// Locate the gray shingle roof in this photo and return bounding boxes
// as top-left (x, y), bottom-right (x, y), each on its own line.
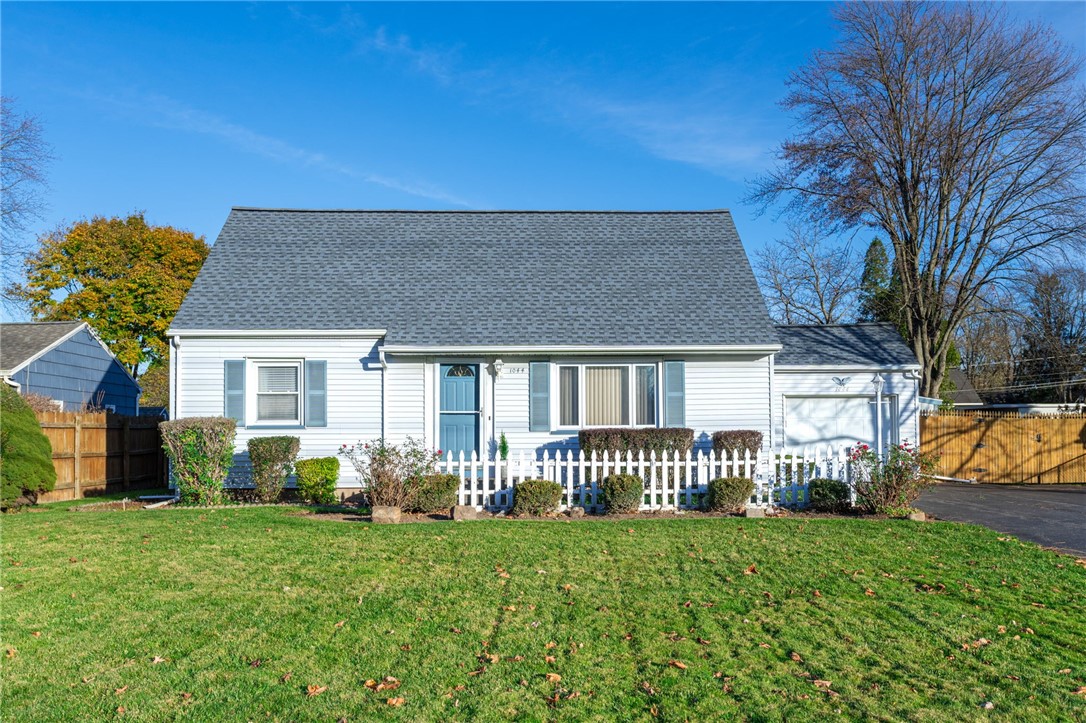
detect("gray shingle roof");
top-left (0, 321), bottom-right (85, 372)
top-left (171, 209), bottom-right (779, 348)
top-left (773, 323), bottom-right (919, 368)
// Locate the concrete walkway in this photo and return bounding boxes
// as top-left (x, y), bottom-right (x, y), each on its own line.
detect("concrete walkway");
top-left (916, 483), bottom-right (1086, 557)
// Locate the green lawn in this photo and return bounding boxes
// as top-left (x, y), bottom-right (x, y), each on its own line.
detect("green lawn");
top-left (2, 500), bottom-right (1085, 722)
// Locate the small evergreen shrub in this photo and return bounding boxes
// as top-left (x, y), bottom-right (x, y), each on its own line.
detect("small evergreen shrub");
top-left (512, 478), bottom-right (563, 516)
top-left (579, 427), bottom-right (694, 457)
top-left (295, 457), bottom-right (340, 505)
top-left (705, 476), bottom-right (754, 513)
top-left (410, 473), bottom-right (461, 513)
top-left (712, 430), bottom-right (764, 457)
top-left (1, 385), bottom-right (57, 509)
top-left (807, 477), bottom-right (851, 513)
top-left (600, 473), bottom-right (644, 514)
top-left (160, 417), bottom-right (237, 506)
top-left (247, 436), bottom-right (300, 503)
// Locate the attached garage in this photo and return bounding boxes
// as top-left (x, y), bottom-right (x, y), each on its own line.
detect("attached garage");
top-left (784, 394), bottom-right (897, 450)
top-left (772, 324), bottom-right (921, 452)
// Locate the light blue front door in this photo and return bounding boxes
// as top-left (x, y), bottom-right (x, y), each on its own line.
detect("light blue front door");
top-left (440, 364), bottom-right (479, 458)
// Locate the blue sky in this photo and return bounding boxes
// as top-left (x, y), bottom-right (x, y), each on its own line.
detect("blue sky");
top-left (3, 1), bottom-right (1084, 256)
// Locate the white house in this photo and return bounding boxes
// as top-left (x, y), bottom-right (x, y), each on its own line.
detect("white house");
top-left (168, 208), bottom-right (920, 491)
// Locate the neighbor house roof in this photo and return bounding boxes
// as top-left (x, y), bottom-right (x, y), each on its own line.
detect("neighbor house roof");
top-left (170, 209), bottom-right (780, 350)
top-left (773, 323), bottom-right (919, 369)
top-left (945, 368), bottom-right (984, 405)
top-left (0, 321), bottom-right (87, 374)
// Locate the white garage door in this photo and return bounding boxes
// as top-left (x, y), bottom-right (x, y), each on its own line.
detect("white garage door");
top-left (785, 396), bottom-right (896, 450)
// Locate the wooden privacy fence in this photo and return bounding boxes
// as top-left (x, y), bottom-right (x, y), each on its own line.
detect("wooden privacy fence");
top-left (35, 411), bottom-right (166, 502)
top-left (437, 447), bottom-right (858, 511)
top-left (921, 410), bottom-right (1086, 484)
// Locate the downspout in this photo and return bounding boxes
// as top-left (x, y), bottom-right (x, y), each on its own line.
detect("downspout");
top-left (378, 345), bottom-right (387, 439)
top-left (767, 353), bottom-right (775, 451)
top-left (170, 335), bottom-right (181, 419)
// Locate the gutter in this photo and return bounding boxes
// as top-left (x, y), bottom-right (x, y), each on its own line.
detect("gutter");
top-left (381, 344), bottom-right (783, 356)
top-left (166, 328), bottom-right (387, 338)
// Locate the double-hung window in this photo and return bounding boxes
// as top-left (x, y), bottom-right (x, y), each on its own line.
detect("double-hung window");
top-left (557, 363), bottom-right (657, 428)
top-left (255, 362), bottom-right (301, 424)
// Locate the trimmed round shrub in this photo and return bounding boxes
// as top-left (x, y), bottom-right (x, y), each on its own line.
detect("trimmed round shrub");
top-left (705, 476), bottom-right (754, 513)
top-left (712, 430), bottom-right (764, 458)
top-left (579, 427), bottom-right (694, 457)
top-left (248, 436), bottom-right (300, 502)
top-left (807, 477), bottom-right (850, 513)
top-left (1, 384), bottom-right (57, 509)
top-left (512, 478), bottom-right (563, 516)
top-left (600, 473), bottom-right (644, 514)
top-left (295, 457), bottom-right (340, 505)
top-left (160, 417), bottom-right (236, 506)
top-left (410, 473), bottom-right (461, 513)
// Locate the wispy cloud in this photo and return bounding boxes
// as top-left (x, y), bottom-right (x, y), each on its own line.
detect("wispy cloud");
top-left (77, 89), bottom-right (476, 207)
top-left (293, 8), bottom-right (776, 178)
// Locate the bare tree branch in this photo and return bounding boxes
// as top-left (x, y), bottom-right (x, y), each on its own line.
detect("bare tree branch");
top-left (755, 221), bottom-right (860, 324)
top-left (751, 2), bottom-right (1086, 396)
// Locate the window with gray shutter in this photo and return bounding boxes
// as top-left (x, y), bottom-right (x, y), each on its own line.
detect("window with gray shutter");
top-left (224, 360), bottom-right (246, 425)
top-left (529, 361), bottom-right (550, 432)
top-left (305, 360), bottom-right (327, 427)
top-left (663, 361), bottom-right (685, 427)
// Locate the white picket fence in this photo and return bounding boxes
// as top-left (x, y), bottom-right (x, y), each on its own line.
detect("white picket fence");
top-left (436, 446), bottom-right (857, 512)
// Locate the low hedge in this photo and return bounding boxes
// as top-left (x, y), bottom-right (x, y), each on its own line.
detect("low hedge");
top-left (409, 473), bottom-right (461, 513)
top-left (711, 430), bottom-right (764, 457)
top-left (600, 474), bottom-right (644, 514)
top-left (248, 436), bottom-right (300, 503)
top-left (705, 476), bottom-right (754, 513)
top-left (512, 479), bottom-right (563, 516)
top-left (295, 457), bottom-right (340, 505)
top-left (579, 427), bottom-right (694, 457)
top-left (160, 417), bottom-right (237, 506)
top-left (1, 385), bottom-right (56, 509)
top-left (807, 477), bottom-right (851, 513)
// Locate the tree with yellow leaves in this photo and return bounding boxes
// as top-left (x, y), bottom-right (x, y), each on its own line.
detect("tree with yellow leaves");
top-left (8, 213), bottom-right (208, 378)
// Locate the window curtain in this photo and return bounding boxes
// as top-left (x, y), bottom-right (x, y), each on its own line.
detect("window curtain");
top-left (559, 367), bottom-right (579, 426)
top-left (635, 366), bottom-right (656, 425)
top-left (585, 367), bottom-right (629, 426)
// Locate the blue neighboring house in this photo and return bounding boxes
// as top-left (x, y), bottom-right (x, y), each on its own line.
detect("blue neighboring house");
top-left (1, 321), bottom-right (141, 415)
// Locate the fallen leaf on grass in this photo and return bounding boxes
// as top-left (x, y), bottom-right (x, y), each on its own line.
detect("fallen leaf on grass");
top-left (669, 660), bottom-right (687, 670)
top-left (387, 697), bottom-right (405, 706)
top-left (306, 684), bottom-right (327, 697)
top-left (31, 632), bottom-right (41, 638)
top-left (249, 659), bottom-right (263, 668)
top-left (545, 655), bottom-right (556, 664)
top-left (759, 643), bottom-right (771, 649)
top-left (697, 638), bottom-right (712, 646)
top-left (545, 641), bottom-right (557, 649)
top-left (468, 666), bottom-right (487, 676)
top-left (150, 656), bottom-right (166, 665)
top-left (641, 681), bottom-right (656, 695)
top-left (502, 605), bottom-right (517, 612)
top-left (1058, 669), bottom-right (1071, 674)
top-left (114, 686), bottom-right (128, 695)
top-left (864, 589), bottom-right (876, 597)
top-left (813, 680), bottom-right (832, 688)
top-left (545, 673), bottom-right (562, 683)
top-left (481, 654), bottom-right (500, 664)
top-left (1072, 686), bottom-right (1086, 695)
top-left (450, 627), bottom-right (462, 635)
top-left (116, 706), bottom-right (125, 714)
top-left (972, 638), bottom-right (991, 648)
top-left (790, 652), bottom-right (803, 663)
top-left (813, 589), bottom-right (822, 597)
top-left (280, 673), bottom-right (292, 683)
top-left (335, 620), bottom-right (346, 628)
top-left (5, 649), bottom-right (15, 658)
top-left (400, 644), bottom-right (412, 651)
top-left (744, 565), bottom-right (758, 575)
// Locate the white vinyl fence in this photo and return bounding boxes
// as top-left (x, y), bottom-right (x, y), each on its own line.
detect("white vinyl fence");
top-left (436, 446), bottom-right (857, 512)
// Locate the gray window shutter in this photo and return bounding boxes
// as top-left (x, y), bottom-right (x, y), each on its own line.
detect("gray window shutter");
top-left (529, 362), bottom-right (550, 432)
top-left (224, 360), bottom-right (245, 425)
top-left (305, 360), bottom-right (327, 427)
top-left (663, 361), bottom-right (685, 427)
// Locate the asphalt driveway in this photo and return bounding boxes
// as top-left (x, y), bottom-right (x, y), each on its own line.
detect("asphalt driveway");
top-left (916, 483), bottom-right (1086, 557)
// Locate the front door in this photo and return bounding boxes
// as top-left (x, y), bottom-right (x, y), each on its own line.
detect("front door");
top-left (440, 364), bottom-right (480, 458)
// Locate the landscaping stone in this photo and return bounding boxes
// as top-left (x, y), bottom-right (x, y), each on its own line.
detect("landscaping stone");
top-left (371, 505), bottom-right (402, 524)
top-left (907, 510), bottom-right (927, 522)
top-left (567, 507), bottom-right (585, 518)
top-left (744, 506), bottom-right (766, 519)
top-left (452, 505), bottom-right (479, 521)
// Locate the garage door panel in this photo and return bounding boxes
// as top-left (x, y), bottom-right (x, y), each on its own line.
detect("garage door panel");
top-left (785, 396), bottom-right (895, 450)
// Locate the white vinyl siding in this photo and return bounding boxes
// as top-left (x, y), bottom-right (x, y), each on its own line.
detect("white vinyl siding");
top-left (772, 368), bottom-right (920, 451)
top-left (174, 336), bottom-right (383, 487)
top-left (385, 358), bottom-right (425, 444)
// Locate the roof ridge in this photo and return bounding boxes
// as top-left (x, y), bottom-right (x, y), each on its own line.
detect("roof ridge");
top-left (0, 320), bottom-right (84, 326)
top-left (229, 207), bottom-right (732, 214)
